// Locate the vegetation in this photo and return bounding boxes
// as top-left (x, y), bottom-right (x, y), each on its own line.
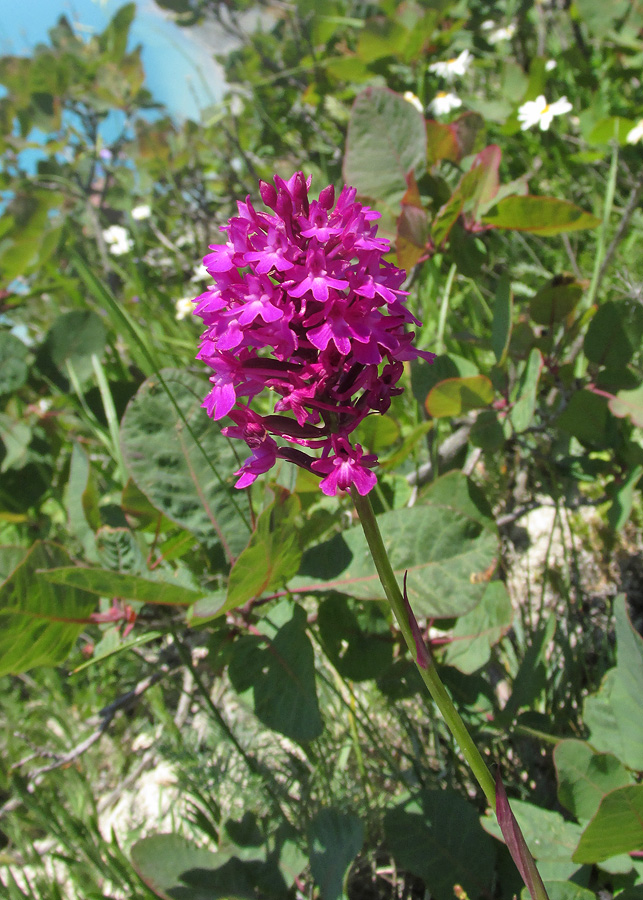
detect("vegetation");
top-left (1, 1), bottom-right (642, 898)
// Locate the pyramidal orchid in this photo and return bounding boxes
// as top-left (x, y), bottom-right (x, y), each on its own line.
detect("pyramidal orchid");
top-left (193, 171), bottom-right (434, 496)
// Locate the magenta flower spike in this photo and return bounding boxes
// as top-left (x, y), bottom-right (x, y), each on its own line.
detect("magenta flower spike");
top-left (193, 172), bottom-right (435, 496)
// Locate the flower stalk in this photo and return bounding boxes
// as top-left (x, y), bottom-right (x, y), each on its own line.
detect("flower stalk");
top-left (351, 490), bottom-right (497, 810)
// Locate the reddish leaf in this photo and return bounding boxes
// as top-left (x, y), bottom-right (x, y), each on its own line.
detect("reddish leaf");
top-left (495, 771), bottom-right (550, 900)
top-left (396, 172), bottom-right (430, 268)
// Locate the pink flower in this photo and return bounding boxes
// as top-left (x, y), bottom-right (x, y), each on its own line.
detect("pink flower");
top-left (193, 172), bottom-right (435, 495)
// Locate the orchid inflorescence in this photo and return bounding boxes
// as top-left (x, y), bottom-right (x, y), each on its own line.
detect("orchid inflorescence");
top-left (192, 172), bottom-right (434, 497)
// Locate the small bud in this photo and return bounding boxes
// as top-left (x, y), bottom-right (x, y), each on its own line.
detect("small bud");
top-left (318, 184), bottom-right (335, 210)
top-left (259, 180), bottom-right (278, 210)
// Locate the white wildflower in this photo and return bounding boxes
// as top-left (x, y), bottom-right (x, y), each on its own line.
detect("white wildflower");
top-left (102, 224), bottom-right (134, 256)
top-left (487, 24), bottom-right (516, 43)
top-left (428, 49), bottom-right (473, 84)
top-left (175, 297), bottom-right (195, 321)
top-left (403, 91), bottom-right (424, 113)
top-left (517, 94), bottom-right (572, 131)
top-left (626, 119), bottom-right (643, 145)
top-left (131, 204), bottom-right (151, 220)
top-left (429, 91), bottom-right (462, 116)
top-left (545, 59), bottom-right (557, 71)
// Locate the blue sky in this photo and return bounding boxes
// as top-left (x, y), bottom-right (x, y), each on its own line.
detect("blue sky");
top-left (0, 0), bottom-right (226, 121)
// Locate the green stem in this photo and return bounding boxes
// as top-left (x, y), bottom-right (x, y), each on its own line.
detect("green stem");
top-left (435, 262), bottom-right (456, 355)
top-left (352, 491), bottom-right (497, 810)
top-left (585, 134), bottom-right (619, 310)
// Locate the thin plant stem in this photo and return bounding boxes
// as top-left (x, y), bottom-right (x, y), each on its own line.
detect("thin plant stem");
top-left (586, 136), bottom-right (619, 309)
top-left (435, 262), bottom-right (456, 355)
top-left (352, 491), bottom-right (497, 810)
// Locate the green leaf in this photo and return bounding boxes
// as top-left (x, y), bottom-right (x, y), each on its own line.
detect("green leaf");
top-left (521, 882), bottom-right (595, 900)
top-left (443, 581), bottom-right (513, 673)
top-left (481, 800), bottom-right (583, 865)
top-left (0, 542), bottom-right (96, 676)
top-left (529, 280), bottom-right (584, 326)
top-left (224, 489), bottom-right (302, 614)
top-left (510, 349), bottom-right (542, 434)
top-left (608, 465), bottom-right (643, 531)
top-left (470, 410), bottom-right (505, 451)
top-left (556, 391), bottom-right (608, 448)
top-left (385, 789), bottom-right (496, 900)
top-left (609, 385), bottom-right (643, 427)
top-left (492, 277), bottom-right (513, 365)
top-left (294, 471), bottom-right (498, 619)
top-left (426, 374), bottom-right (494, 417)
top-left (228, 603), bottom-right (323, 743)
top-left (0, 414), bottom-right (32, 473)
top-left (584, 596), bottom-right (643, 770)
top-left (308, 808), bottom-right (364, 900)
top-left (482, 196), bottom-right (600, 236)
top-left (0, 332), bottom-right (30, 395)
top-left (317, 594), bottom-right (393, 681)
top-left (39, 310), bottom-right (107, 385)
top-left (130, 833), bottom-right (287, 900)
top-left (344, 87), bottom-right (427, 235)
top-left (554, 739), bottom-right (633, 822)
top-left (584, 301), bottom-right (643, 368)
top-left (65, 444), bottom-right (100, 561)
top-left (572, 785), bottom-right (643, 863)
top-left (411, 353), bottom-right (478, 410)
top-left (42, 567), bottom-right (205, 606)
top-left (120, 369), bottom-right (250, 558)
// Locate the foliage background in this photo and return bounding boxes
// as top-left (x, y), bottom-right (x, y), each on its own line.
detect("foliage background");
top-left (1, 1), bottom-right (642, 898)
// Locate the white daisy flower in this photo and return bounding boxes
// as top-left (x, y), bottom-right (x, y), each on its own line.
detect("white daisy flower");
top-left (626, 119), bottom-right (643, 145)
top-left (429, 91), bottom-right (462, 116)
top-left (487, 24), bottom-right (516, 43)
top-left (102, 224), bottom-right (134, 256)
top-left (131, 204), bottom-right (151, 220)
top-left (517, 95), bottom-right (572, 131)
top-left (403, 91), bottom-right (424, 114)
top-left (428, 49), bottom-right (473, 84)
top-left (175, 297), bottom-right (195, 321)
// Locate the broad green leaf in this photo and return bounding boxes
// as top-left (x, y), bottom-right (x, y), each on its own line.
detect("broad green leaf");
top-left (317, 594), bottom-right (393, 681)
top-left (43, 567), bottom-right (205, 606)
top-left (575, 0), bottom-right (632, 32)
top-left (521, 883), bottom-right (595, 900)
top-left (572, 785), bottom-right (643, 863)
top-left (0, 414), bottom-right (31, 473)
top-left (228, 603), bottom-right (323, 743)
top-left (39, 310), bottom-right (107, 385)
top-left (587, 116), bottom-right (634, 146)
top-left (0, 542), bottom-right (96, 676)
top-left (609, 385), bottom-right (643, 427)
top-left (481, 800), bottom-right (583, 865)
top-left (344, 87), bottom-right (427, 236)
top-left (386, 789), bottom-right (496, 900)
top-left (443, 581), bottom-right (512, 673)
top-left (294, 471), bottom-right (498, 619)
top-left (470, 410), bottom-right (505, 451)
top-left (0, 332), bottom-right (30, 395)
top-left (120, 369), bottom-right (250, 558)
top-left (510, 349), bottom-right (542, 434)
top-left (426, 374), bottom-right (494, 417)
top-left (131, 833), bottom-right (288, 900)
top-left (356, 19), bottom-right (409, 63)
top-left (584, 301), bottom-right (643, 368)
top-left (608, 464), bottom-right (643, 531)
top-left (556, 391), bottom-right (608, 448)
top-left (584, 596), bottom-right (643, 770)
top-left (554, 740), bottom-right (633, 822)
top-left (482, 196), bottom-right (600, 236)
top-left (411, 352), bottom-right (478, 410)
top-left (225, 489), bottom-right (302, 614)
top-left (308, 808), bottom-right (364, 900)
top-left (492, 277), bottom-right (513, 365)
top-left (95, 526), bottom-right (147, 573)
top-left (0, 546), bottom-right (28, 582)
top-left (529, 280), bottom-right (584, 326)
